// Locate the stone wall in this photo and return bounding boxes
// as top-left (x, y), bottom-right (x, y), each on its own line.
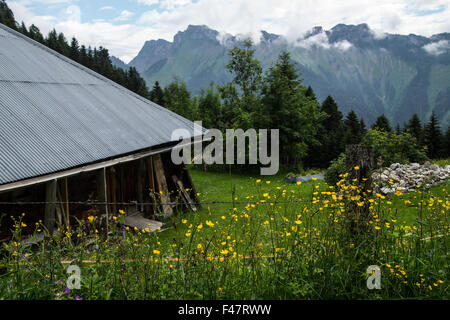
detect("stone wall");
top-left (372, 162), bottom-right (450, 194)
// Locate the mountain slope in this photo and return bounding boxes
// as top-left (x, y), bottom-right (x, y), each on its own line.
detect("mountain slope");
top-left (128, 24), bottom-right (450, 128)
top-left (110, 56), bottom-right (128, 70)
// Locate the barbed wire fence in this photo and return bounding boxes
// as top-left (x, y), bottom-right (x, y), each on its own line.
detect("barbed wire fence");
top-left (0, 188), bottom-right (439, 207)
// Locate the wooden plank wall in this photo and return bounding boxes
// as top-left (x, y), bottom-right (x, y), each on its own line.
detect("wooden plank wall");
top-left (0, 150), bottom-right (199, 239)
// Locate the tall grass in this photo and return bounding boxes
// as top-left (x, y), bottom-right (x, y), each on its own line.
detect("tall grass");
top-left (0, 173), bottom-right (448, 299)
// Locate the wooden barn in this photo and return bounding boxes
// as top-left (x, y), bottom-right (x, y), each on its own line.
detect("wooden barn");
top-left (0, 24), bottom-right (203, 239)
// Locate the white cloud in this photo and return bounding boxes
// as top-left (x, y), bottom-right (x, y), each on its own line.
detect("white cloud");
top-left (294, 31), bottom-right (353, 51)
top-left (100, 6), bottom-right (115, 11)
top-left (160, 0), bottom-right (192, 9)
top-left (216, 31), bottom-right (233, 46)
top-left (334, 39), bottom-right (353, 51)
top-left (136, 0), bottom-right (450, 44)
top-left (369, 28), bottom-right (388, 40)
top-left (16, 0), bottom-right (72, 4)
top-left (138, 0), bottom-right (192, 9)
top-left (136, 0), bottom-right (160, 5)
top-left (8, 1), bottom-right (156, 63)
top-left (65, 5), bottom-right (80, 23)
top-left (114, 10), bottom-right (135, 22)
top-left (423, 40), bottom-right (450, 55)
top-left (8, 0), bottom-right (450, 62)
top-left (295, 32), bottom-right (331, 49)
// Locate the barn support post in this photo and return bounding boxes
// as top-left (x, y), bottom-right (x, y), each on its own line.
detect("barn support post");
top-left (110, 167), bottom-right (117, 215)
top-left (345, 145), bottom-right (374, 234)
top-left (96, 167), bottom-right (109, 234)
top-left (153, 154), bottom-right (173, 217)
top-left (147, 156), bottom-right (156, 216)
top-left (64, 178), bottom-right (69, 227)
top-left (137, 159), bottom-right (145, 213)
top-left (44, 179), bottom-right (57, 235)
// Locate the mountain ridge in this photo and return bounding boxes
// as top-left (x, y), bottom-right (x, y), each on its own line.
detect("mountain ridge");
top-left (121, 23), bottom-right (450, 128)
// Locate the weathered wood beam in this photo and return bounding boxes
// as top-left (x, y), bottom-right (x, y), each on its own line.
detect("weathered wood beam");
top-left (64, 178), bottom-right (69, 227)
top-left (172, 174), bottom-right (197, 212)
top-left (55, 183), bottom-right (65, 227)
top-left (146, 157), bottom-right (156, 215)
top-left (96, 167), bottom-right (109, 232)
top-left (183, 167), bottom-right (201, 209)
top-left (153, 154), bottom-right (173, 216)
top-left (137, 159), bottom-right (145, 212)
top-left (110, 167), bottom-right (117, 215)
top-left (44, 179), bottom-right (57, 234)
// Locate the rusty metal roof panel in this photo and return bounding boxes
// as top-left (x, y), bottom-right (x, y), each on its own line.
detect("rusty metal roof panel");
top-left (0, 24), bottom-right (200, 186)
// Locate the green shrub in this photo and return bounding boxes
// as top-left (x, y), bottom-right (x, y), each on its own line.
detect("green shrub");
top-left (362, 129), bottom-right (428, 168)
top-left (325, 153), bottom-right (346, 185)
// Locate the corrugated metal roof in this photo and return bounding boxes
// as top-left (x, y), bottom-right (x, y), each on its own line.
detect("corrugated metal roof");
top-left (0, 24), bottom-right (202, 186)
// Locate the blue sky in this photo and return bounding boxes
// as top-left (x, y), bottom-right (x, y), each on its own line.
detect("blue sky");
top-left (22, 1), bottom-right (160, 23)
top-left (7, 0), bottom-right (450, 62)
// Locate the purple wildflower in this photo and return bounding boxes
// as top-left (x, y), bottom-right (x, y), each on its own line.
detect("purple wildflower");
top-left (75, 296), bottom-right (82, 300)
top-left (65, 288), bottom-right (71, 294)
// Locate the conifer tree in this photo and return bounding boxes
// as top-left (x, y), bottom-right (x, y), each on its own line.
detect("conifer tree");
top-left (305, 85), bottom-right (316, 100)
top-left (69, 37), bottom-right (80, 62)
top-left (445, 126), bottom-right (450, 158)
top-left (404, 113), bottom-right (423, 145)
top-left (198, 83), bottom-right (223, 130)
top-left (360, 118), bottom-right (367, 136)
top-left (164, 78), bottom-right (197, 121)
top-left (372, 114), bottom-right (392, 132)
top-left (150, 81), bottom-right (165, 106)
top-left (28, 24), bottom-right (44, 43)
top-left (262, 51), bottom-right (323, 166)
top-left (306, 96), bottom-right (345, 168)
top-left (0, 0), bottom-right (17, 30)
top-left (20, 21), bottom-right (27, 35)
top-left (126, 67), bottom-right (150, 98)
top-left (344, 110), bottom-right (362, 145)
top-left (423, 112), bottom-right (444, 159)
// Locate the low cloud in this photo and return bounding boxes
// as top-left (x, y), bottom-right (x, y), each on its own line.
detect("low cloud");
top-left (423, 40), bottom-right (450, 55)
top-left (294, 31), bottom-right (353, 51)
top-left (216, 31), bottom-right (234, 47)
top-left (370, 29), bottom-right (388, 40)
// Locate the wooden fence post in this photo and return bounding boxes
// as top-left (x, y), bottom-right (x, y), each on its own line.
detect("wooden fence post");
top-left (345, 145), bottom-right (374, 233)
top-left (346, 145), bottom-right (374, 190)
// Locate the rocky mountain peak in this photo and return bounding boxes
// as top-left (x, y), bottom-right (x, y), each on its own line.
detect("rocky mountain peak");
top-left (304, 26), bottom-right (324, 38)
top-left (328, 23), bottom-right (373, 44)
top-left (260, 30), bottom-right (280, 43)
top-left (174, 25), bottom-right (219, 45)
